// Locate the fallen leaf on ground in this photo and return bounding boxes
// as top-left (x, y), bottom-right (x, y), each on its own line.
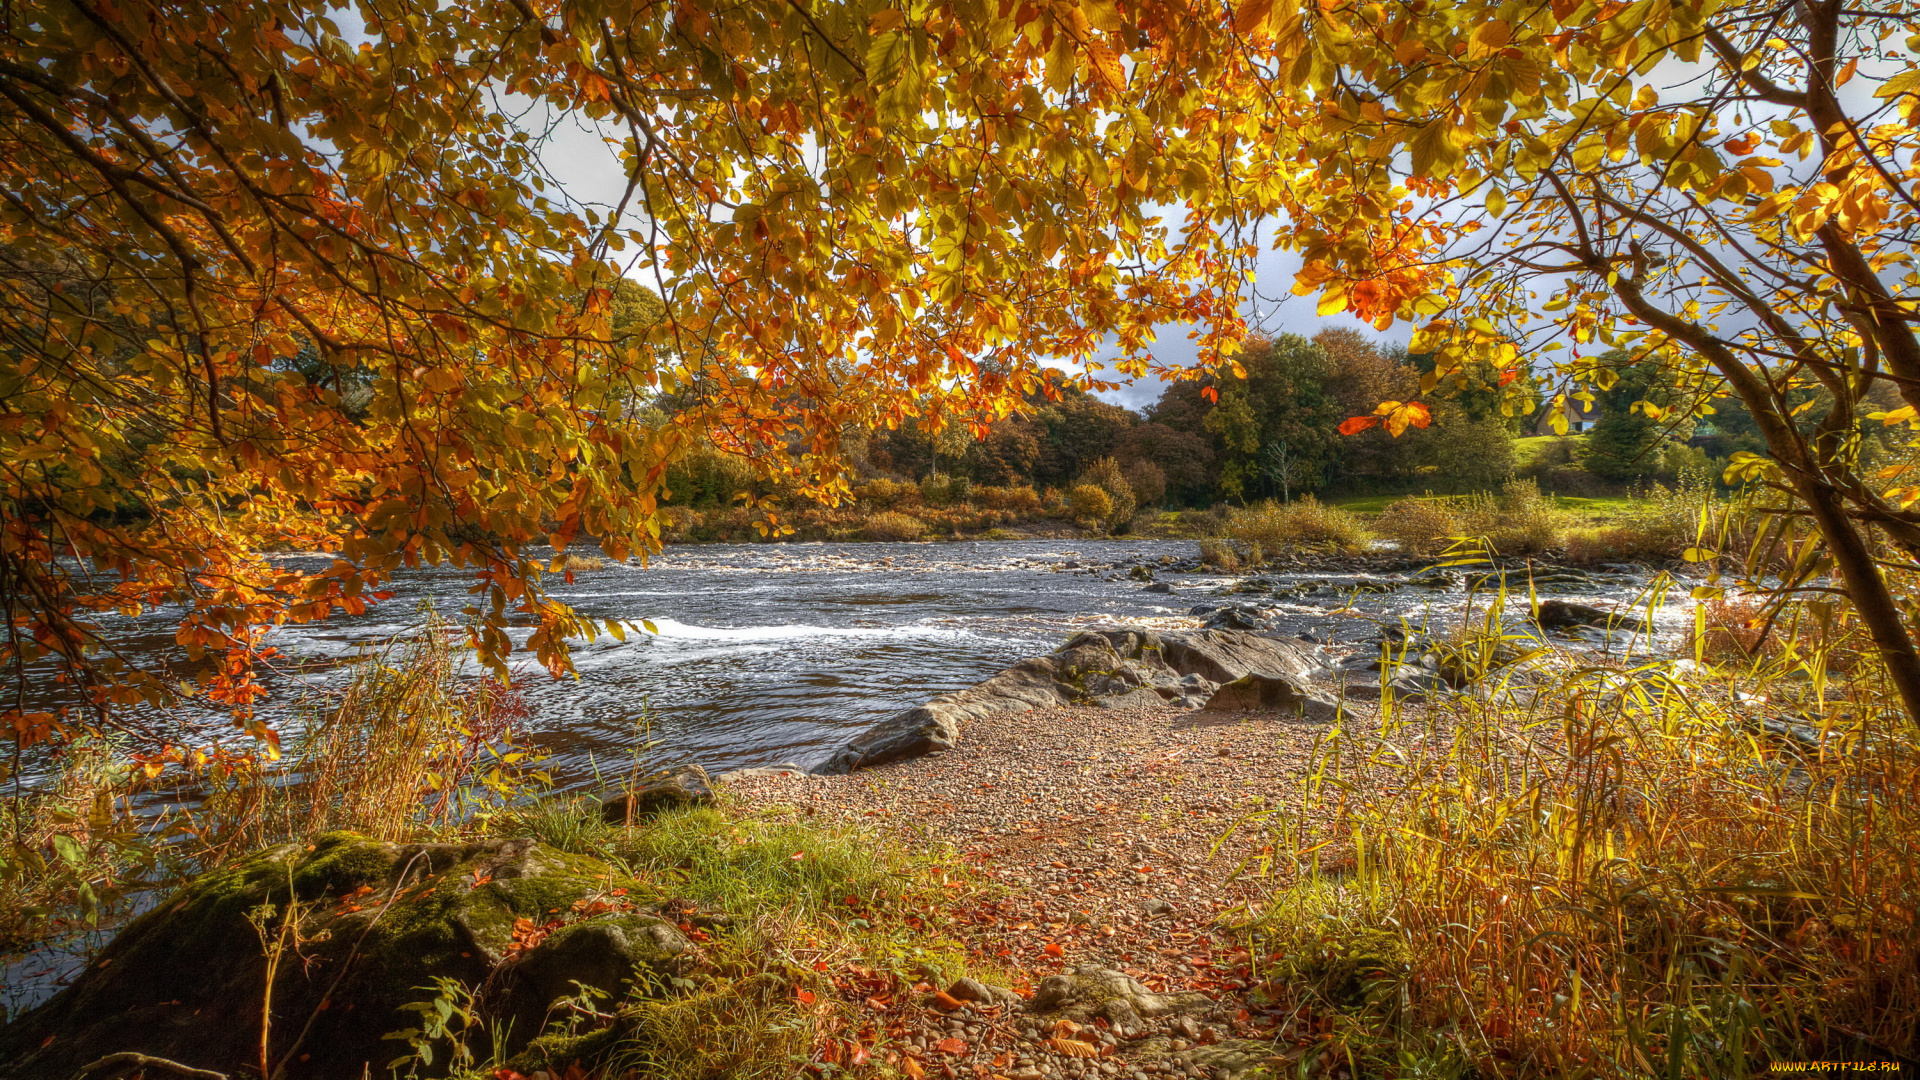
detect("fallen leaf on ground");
top-left (1050, 1037), bottom-right (1100, 1058)
top-left (936, 1036), bottom-right (968, 1054)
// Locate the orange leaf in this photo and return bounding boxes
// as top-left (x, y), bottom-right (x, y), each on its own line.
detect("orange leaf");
top-left (1050, 1037), bottom-right (1101, 1058)
top-left (903, 1057), bottom-right (926, 1079)
top-left (1337, 415), bottom-right (1380, 436)
top-left (933, 990), bottom-right (966, 1010)
top-left (1384, 401), bottom-right (1432, 437)
top-left (936, 1036), bottom-right (968, 1054)
top-left (796, 989), bottom-right (816, 1004)
top-left (1233, 0), bottom-right (1276, 34)
top-left (1043, 942), bottom-right (1064, 957)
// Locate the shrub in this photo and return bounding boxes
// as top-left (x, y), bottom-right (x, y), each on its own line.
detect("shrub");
top-left (854, 476), bottom-right (915, 508)
top-left (859, 510), bottom-right (929, 541)
top-left (1375, 497), bottom-right (1460, 555)
top-left (1198, 538), bottom-right (1240, 570)
top-left (1565, 477), bottom-right (1716, 563)
top-left (1227, 496), bottom-right (1374, 554)
top-left (974, 484), bottom-right (1043, 515)
top-left (919, 473), bottom-right (968, 506)
top-left (556, 552), bottom-right (605, 573)
top-left (1075, 457), bottom-right (1137, 528)
top-left (1457, 478), bottom-right (1562, 555)
top-left (1068, 484), bottom-right (1115, 529)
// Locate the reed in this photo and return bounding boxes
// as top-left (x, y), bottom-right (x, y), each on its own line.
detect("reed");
top-left (186, 611), bottom-right (538, 862)
top-left (1240, 583), bottom-right (1920, 1077)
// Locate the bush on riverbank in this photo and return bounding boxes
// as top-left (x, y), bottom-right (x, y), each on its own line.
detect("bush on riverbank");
top-left (1226, 496), bottom-right (1374, 555)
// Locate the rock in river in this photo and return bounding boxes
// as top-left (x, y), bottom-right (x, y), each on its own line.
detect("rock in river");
top-left (1537, 598), bottom-right (1648, 633)
top-left (813, 627), bottom-right (1339, 774)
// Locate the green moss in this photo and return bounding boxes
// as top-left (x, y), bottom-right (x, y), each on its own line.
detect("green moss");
top-left (291, 831), bottom-right (399, 896)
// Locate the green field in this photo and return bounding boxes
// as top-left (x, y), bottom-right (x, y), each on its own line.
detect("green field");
top-left (1515, 433), bottom-right (1590, 465)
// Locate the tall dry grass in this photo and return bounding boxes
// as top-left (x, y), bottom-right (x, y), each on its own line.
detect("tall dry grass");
top-left (1228, 496), bottom-right (1374, 555)
top-left (186, 613), bottom-right (538, 860)
top-left (1243, 594), bottom-right (1919, 1077)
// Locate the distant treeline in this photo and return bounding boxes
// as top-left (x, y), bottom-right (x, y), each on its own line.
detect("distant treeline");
top-left (661, 330), bottom-right (1862, 513)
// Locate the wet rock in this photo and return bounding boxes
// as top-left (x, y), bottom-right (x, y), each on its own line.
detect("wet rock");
top-left (1201, 606), bottom-right (1265, 631)
top-left (1027, 967), bottom-right (1208, 1023)
top-left (0, 833), bottom-right (676, 1080)
top-left (600, 764), bottom-right (714, 824)
top-left (1129, 565), bottom-right (1156, 581)
top-left (1537, 599), bottom-right (1648, 632)
top-left (1144, 581), bottom-right (1176, 594)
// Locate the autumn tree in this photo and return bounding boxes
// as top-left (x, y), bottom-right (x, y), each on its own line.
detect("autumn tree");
top-left (1246, 0), bottom-right (1920, 718)
top-left (0, 0), bottom-right (1256, 757)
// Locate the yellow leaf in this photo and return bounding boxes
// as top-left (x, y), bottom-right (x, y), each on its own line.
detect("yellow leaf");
top-left (1471, 20), bottom-right (1512, 53)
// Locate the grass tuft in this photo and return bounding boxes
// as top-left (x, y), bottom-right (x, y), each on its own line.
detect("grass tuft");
top-left (1227, 496), bottom-right (1375, 555)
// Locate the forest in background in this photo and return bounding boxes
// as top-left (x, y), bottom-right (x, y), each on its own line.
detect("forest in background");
top-left (654, 325), bottom-right (1899, 542)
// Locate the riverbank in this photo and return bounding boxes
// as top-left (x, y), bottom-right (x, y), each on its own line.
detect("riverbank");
top-left (5, 615), bottom-right (1915, 1077)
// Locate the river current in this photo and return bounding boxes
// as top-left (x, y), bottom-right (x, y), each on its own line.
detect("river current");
top-left (88, 538), bottom-right (1691, 786)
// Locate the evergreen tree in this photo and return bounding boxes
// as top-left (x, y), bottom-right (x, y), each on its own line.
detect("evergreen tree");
top-left (1580, 353), bottom-right (1671, 482)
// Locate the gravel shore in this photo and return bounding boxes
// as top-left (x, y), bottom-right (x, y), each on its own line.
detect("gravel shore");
top-left (725, 700), bottom-right (1372, 1079)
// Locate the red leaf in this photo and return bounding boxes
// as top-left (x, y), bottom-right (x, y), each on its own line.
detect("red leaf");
top-left (1498, 367), bottom-right (1519, 386)
top-left (1043, 942), bottom-right (1064, 957)
top-left (797, 989), bottom-right (816, 1004)
top-left (1337, 415), bottom-right (1380, 436)
top-left (935, 1037), bottom-right (968, 1054)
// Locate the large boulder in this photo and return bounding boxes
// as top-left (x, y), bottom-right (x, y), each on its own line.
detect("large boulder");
top-left (0, 833), bottom-right (701, 1080)
top-left (814, 627), bottom-right (1337, 773)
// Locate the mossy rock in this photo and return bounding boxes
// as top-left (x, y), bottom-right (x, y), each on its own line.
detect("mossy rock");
top-left (0, 833), bottom-right (700, 1080)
